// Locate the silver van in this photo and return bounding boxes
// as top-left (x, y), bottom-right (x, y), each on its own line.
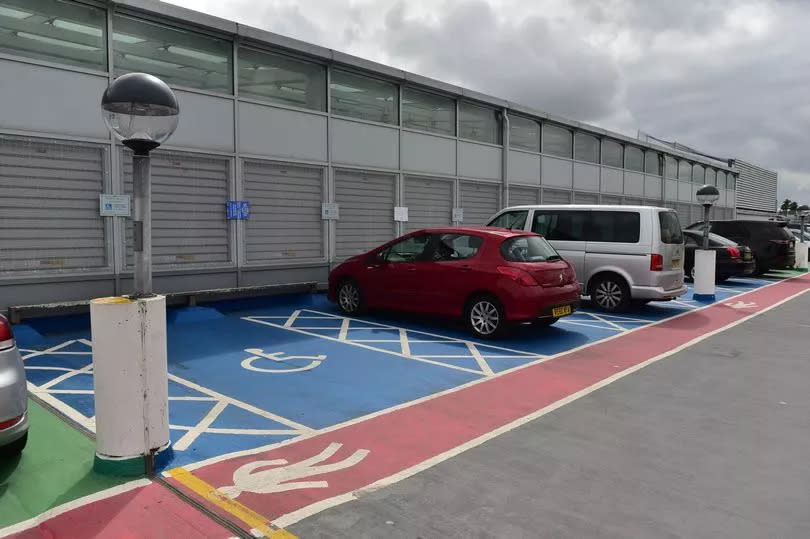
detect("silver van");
top-left (487, 205), bottom-right (687, 312)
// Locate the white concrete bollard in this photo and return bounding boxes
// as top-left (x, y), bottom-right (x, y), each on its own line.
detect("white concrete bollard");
top-left (693, 249), bottom-right (717, 301)
top-left (796, 242), bottom-right (809, 271)
top-left (90, 295), bottom-right (171, 475)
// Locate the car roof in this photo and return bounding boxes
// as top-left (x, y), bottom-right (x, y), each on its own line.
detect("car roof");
top-left (410, 226), bottom-right (532, 238)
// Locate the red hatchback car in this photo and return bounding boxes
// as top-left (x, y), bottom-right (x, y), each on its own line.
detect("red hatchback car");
top-left (328, 227), bottom-right (580, 338)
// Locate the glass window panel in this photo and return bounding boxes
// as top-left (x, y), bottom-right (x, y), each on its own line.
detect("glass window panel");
top-left (432, 234), bottom-right (483, 261)
top-left (588, 211), bottom-right (640, 242)
top-left (402, 87), bottom-right (454, 135)
top-left (705, 167), bottom-right (716, 186)
top-left (574, 133), bottom-right (599, 163)
top-left (532, 211), bottom-right (588, 241)
top-left (542, 124), bottom-right (572, 158)
top-left (459, 102), bottom-right (501, 144)
top-left (692, 164), bottom-right (705, 183)
top-left (381, 233), bottom-right (430, 262)
top-left (238, 47), bottom-right (325, 111)
top-left (112, 15), bottom-right (233, 93)
top-left (509, 115), bottom-right (540, 152)
top-left (331, 69), bottom-right (398, 124)
top-left (665, 156), bottom-right (678, 178)
top-left (728, 173), bottom-right (736, 189)
top-left (625, 146), bottom-right (644, 172)
top-left (645, 151), bottom-right (662, 175)
top-left (0, 0), bottom-right (106, 70)
top-left (601, 139), bottom-right (623, 168)
top-left (717, 171), bottom-right (726, 188)
top-left (488, 210), bottom-right (528, 229)
top-left (678, 160), bottom-right (691, 181)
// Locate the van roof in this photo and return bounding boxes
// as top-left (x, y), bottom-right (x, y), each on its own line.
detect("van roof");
top-left (499, 204), bottom-right (672, 211)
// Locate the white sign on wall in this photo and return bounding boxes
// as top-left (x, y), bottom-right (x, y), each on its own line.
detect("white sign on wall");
top-left (394, 206), bottom-right (409, 222)
top-left (99, 194), bottom-right (131, 217)
top-left (452, 207), bottom-right (464, 223)
top-left (321, 203), bottom-right (340, 220)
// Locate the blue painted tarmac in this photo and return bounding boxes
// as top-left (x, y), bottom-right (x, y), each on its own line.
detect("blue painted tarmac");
top-left (14, 275), bottom-right (781, 468)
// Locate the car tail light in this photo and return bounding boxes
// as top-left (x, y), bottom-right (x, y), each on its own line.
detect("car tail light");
top-left (497, 266), bottom-right (538, 286)
top-left (650, 254), bottom-right (663, 271)
top-left (726, 247), bottom-right (741, 258)
top-left (0, 316), bottom-right (14, 351)
top-left (0, 414), bottom-right (23, 431)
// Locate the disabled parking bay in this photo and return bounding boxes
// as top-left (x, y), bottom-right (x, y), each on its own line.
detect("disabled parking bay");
top-left (9, 270), bottom-right (809, 535)
top-left (13, 272), bottom-right (797, 470)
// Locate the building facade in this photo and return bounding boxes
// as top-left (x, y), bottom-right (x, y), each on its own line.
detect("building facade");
top-left (732, 159), bottom-right (778, 220)
top-left (0, 0), bottom-right (743, 313)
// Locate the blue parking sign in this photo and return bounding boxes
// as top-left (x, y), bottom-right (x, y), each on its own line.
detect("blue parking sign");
top-left (226, 200), bottom-right (250, 220)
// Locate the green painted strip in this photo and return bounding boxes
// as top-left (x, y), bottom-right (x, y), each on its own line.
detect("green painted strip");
top-left (0, 400), bottom-right (127, 529)
top-left (93, 454), bottom-right (146, 477)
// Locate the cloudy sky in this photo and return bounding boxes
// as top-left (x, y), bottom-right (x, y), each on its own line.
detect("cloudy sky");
top-left (166, 0), bottom-right (810, 204)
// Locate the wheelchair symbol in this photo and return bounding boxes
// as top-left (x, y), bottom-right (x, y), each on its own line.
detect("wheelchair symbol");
top-left (241, 348), bottom-right (326, 373)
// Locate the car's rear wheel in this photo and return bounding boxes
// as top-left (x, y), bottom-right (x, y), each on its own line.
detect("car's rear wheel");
top-left (466, 295), bottom-right (505, 339)
top-left (1, 432), bottom-right (27, 456)
top-left (337, 279), bottom-right (364, 315)
top-left (590, 275), bottom-right (631, 313)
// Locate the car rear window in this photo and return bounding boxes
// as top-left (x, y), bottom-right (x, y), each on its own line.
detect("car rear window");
top-left (658, 211), bottom-right (683, 244)
top-left (500, 235), bottom-right (560, 262)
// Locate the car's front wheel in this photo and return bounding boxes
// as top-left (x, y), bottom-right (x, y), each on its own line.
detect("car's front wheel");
top-left (337, 279), bottom-right (364, 315)
top-left (466, 295), bottom-right (505, 339)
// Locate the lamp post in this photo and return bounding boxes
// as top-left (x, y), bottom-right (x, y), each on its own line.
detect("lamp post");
top-left (91, 73), bottom-right (179, 476)
top-left (101, 73), bottom-right (179, 296)
top-left (693, 184), bottom-right (720, 301)
top-left (797, 204), bottom-right (810, 271)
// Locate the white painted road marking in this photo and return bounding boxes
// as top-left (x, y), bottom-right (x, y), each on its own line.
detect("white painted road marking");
top-left (241, 349), bottom-right (326, 374)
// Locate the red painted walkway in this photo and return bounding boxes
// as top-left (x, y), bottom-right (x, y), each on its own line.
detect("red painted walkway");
top-left (166, 274), bottom-right (810, 531)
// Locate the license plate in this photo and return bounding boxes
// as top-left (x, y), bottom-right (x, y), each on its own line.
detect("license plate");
top-left (672, 258), bottom-right (681, 269)
top-left (552, 305), bottom-right (572, 317)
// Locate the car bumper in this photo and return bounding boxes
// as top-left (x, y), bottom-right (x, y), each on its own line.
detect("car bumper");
top-left (631, 283), bottom-right (688, 301)
top-left (717, 259), bottom-right (755, 277)
top-left (503, 283), bottom-right (581, 322)
top-left (0, 346), bottom-right (28, 448)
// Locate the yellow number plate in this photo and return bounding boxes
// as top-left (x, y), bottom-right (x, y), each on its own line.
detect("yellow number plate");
top-left (552, 305), bottom-right (572, 317)
top-left (672, 258), bottom-right (681, 269)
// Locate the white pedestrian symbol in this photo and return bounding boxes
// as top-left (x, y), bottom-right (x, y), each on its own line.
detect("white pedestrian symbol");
top-left (724, 301), bottom-right (757, 309)
top-left (219, 442), bottom-right (370, 498)
top-left (241, 348), bottom-right (326, 373)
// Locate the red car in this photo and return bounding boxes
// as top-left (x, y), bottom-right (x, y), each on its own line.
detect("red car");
top-left (328, 227), bottom-right (580, 338)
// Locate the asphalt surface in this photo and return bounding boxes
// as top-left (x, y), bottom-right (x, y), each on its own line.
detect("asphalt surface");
top-left (290, 291), bottom-right (810, 539)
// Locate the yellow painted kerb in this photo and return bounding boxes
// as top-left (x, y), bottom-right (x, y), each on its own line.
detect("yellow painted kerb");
top-left (92, 296), bottom-right (134, 304)
top-left (168, 467), bottom-right (297, 538)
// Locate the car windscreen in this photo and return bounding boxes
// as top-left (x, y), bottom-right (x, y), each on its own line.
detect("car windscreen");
top-left (658, 211), bottom-right (683, 244)
top-left (500, 235), bottom-right (560, 262)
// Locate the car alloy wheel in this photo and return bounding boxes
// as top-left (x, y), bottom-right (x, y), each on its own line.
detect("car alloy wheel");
top-left (338, 282), bottom-right (361, 314)
top-left (594, 279), bottom-right (624, 311)
top-left (470, 299), bottom-right (500, 336)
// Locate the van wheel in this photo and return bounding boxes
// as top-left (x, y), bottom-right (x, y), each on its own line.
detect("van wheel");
top-left (590, 275), bottom-right (630, 313)
top-left (466, 295), bottom-right (506, 339)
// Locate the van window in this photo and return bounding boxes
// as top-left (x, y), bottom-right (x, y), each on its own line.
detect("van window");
top-left (488, 210), bottom-right (528, 230)
top-left (658, 211), bottom-right (684, 244)
top-left (589, 211), bottom-right (640, 243)
top-left (532, 211), bottom-right (588, 241)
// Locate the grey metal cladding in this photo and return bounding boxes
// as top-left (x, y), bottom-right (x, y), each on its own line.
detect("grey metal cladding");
top-left (403, 176), bottom-right (453, 232)
top-left (459, 181), bottom-right (500, 225)
top-left (508, 186), bottom-right (540, 206)
top-left (734, 160), bottom-right (777, 212)
top-left (244, 161), bottom-right (324, 263)
top-left (334, 169), bottom-right (396, 259)
top-left (0, 137), bottom-right (107, 273)
top-left (123, 150), bottom-right (230, 267)
top-left (542, 189), bottom-right (572, 204)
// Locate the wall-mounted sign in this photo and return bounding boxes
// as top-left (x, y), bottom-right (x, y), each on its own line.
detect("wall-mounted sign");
top-left (452, 207), bottom-right (464, 223)
top-left (322, 203), bottom-right (340, 220)
top-left (226, 200), bottom-right (250, 220)
top-left (394, 206), bottom-right (409, 222)
top-left (99, 194), bottom-right (131, 217)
